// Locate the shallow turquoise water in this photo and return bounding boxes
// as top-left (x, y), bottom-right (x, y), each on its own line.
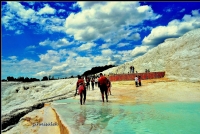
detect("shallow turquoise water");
top-left (52, 99), bottom-right (200, 134)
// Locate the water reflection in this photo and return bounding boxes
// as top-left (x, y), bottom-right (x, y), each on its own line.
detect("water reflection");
top-left (52, 99), bottom-right (200, 134)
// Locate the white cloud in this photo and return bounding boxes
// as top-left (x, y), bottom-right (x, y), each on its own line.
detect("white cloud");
top-left (77, 42), bottom-right (97, 51)
top-left (35, 71), bottom-right (47, 77)
top-left (58, 9), bottom-right (66, 13)
top-left (5, 2), bottom-right (35, 21)
top-left (180, 8), bottom-right (185, 13)
top-left (66, 51), bottom-right (78, 57)
top-left (26, 45), bottom-right (37, 50)
top-left (77, 1), bottom-right (107, 10)
top-left (27, 2), bottom-right (35, 6)
top-left (55, 3), bottom-right (65, 7)
top-left (15, 30), bottom-right (23, 35)
top-left (1, 2), bottom-right (36, 30)
top-left (38, 50), bottom-right (66, 64)
top-left (39, 38), bottom-right (71, 49)
top-left (39, 38), bottom-right (51, 46)
top-left (3, 46), bottom-right (141, 79)
top-left (99, 43), bottom-right (109, 49)
top-left (142, 9), bottom-right (200, 46)
top-left (137, 5), bottom-right (151, 13)
top-left (192, 9), bottom-right (200, 16)
top-left (70, 2), bottom-right (80, 10)
top-left (52, 63), bottom-right (68, 71)
top-left (164, 8), bottom-right (172, 13)
top-left (130, 46), bottom-right (149, 57)
top-left (65, 2), bottom-right (161, 42)
top-left (2, 2), bottom-right (66, 34)
top-left (126, 33), bottom-right (141, 41)
top-left (2, 58), bottom-right (52, 79)
top-left (37, 4), bottom-right (56, 15)
top-left (101, 49), bottom-right (113, 56)
top-left (117, 43), bottom-right (130, 48)
top-left (8, 56), bottom-right (17, 61)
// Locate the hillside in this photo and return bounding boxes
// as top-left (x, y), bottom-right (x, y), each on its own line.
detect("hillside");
top-left (103, 28), bottom-right (200, 82)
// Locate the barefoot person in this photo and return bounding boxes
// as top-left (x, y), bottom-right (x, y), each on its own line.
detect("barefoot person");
top-left (98, 73), bottom-right (109, 102)
top-left (76, 75), bottom-right (86, 105)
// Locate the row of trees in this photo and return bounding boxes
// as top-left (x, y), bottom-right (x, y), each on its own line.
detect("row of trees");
top-left (82, 65), bottom-right (116, 76)
top-left (4, 76), bottom-right (40, 82)
top-left (41, 75), bottom-right (75, 81)
top-left (1, 75), bottom-right (75, 82)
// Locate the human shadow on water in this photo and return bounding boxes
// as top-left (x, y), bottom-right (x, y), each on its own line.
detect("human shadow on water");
top-left (76, 106), bottom-right (87, 125)
top-left (72, 100), bottom-right (116, 133)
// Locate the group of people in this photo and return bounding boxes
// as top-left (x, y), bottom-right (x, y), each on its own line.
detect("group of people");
top-left (75, 73), bottom-right (112, 105)
top-left (75, 72), bottom-right (142, 105)
top-left (134, 75), bottom-right (142, 87)
top-left (85, 77), bottom-right (99, 90)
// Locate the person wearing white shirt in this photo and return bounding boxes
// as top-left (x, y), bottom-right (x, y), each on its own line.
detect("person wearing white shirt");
top-left (135, 75), bottom-right (138, 87)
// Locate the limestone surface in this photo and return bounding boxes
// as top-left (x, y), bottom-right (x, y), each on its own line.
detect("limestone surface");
top-left (103, 28), bottom-right (200, 82)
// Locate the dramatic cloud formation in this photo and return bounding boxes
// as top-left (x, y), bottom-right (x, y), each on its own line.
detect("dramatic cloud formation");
top-left (2, 2), bottom-right (200, 79)
top-left (65, 2), bottom-right (161, 42)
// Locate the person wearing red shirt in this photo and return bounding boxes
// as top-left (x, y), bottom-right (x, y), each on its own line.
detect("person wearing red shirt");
top-left (76, 75), bottom-right (86, 105)
top-left (98, 73), bottom-right (109, 102)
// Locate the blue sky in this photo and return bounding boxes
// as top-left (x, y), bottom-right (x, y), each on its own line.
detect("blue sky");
top-left (2, 1), bottom-right (200, 80)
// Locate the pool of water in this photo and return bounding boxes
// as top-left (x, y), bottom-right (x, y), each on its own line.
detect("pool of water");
top-left (52, 99), bottom-right (200, 134)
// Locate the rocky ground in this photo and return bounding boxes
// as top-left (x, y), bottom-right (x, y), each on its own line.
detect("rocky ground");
top-left (3, 77), bottom-right (200, 134)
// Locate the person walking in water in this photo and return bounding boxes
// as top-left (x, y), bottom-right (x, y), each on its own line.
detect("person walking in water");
top-left (98, 73), bottom-right (109, 102)
top-left (91, 77), bottom-right (95, 90)
top-left (86, 77), bottom-right (90, 90)
top-left (76, 75), bottom-right (86, 105)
